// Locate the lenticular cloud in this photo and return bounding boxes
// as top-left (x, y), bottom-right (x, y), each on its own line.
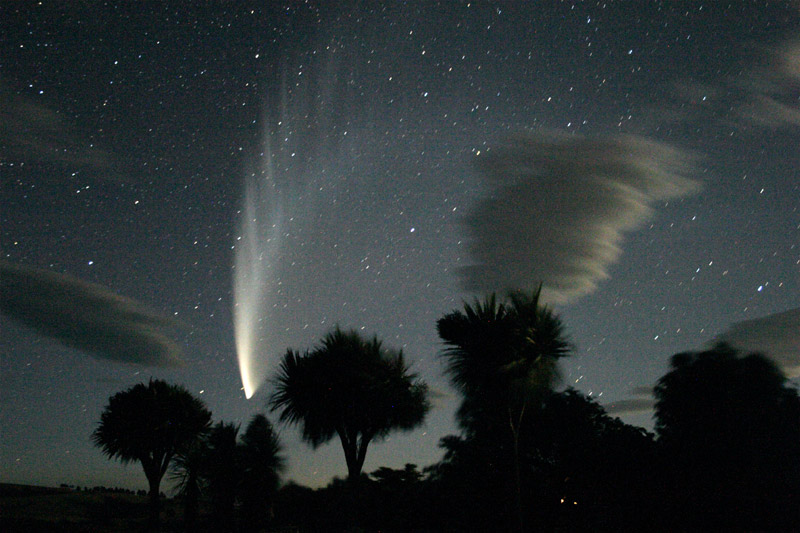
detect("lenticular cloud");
top-left (459, 132), bottom-right (700, 304)
top-left (0, 260), bottom-right (183, 367)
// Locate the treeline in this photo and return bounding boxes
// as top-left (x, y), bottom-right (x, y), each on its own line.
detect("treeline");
top-left (94, 289), bottom-right (800, 531)
top-left (58, 484), bottom-right (152, 497)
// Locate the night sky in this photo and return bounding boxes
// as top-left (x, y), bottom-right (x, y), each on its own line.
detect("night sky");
top-left (2, 2), bottom-right (799, 491)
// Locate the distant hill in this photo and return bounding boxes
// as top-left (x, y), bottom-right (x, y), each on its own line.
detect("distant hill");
top-left (0, 483), bottom-right (72, 496)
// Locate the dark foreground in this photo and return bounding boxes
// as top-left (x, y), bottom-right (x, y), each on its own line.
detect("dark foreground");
top-left (0, 484), bottom-right (185, 533)
top-left (3, 481), bottom-right (799, 532)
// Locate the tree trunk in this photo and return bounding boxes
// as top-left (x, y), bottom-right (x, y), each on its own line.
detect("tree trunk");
top-left (338, 428), bottom-right (361, 482)
top-left (147, 473), bottom-right (161, 529)
top-left (341, 432), bottom-right (371, 482)
top-left (511, 426), bottom-right (524, 533)
top-left (354, 434), bottom-right (371, 480)
top-left (183, 473), bottom-right (199, 532)
top-left (509, 404), bottom-right (526, 533)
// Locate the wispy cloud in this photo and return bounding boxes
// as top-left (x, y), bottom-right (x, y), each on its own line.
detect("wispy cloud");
top-left (737, 40), bottom-right (800, 129)
top-left (630, 385), bottom-right (655, 397)
top-left (647, 38), bottom-right (800, 132)
top-left (458, 132), bottom-right (700, 304)
top-left (604, 386), bottom-right (655, 416)
top-left (604, 397), bottom-right (655, 416)
top-left (1, 261), bottom-right (184, 367)
top-left (713, 308), bottom-right (800, 378)
top-left (0, 84), bottom-right (121, 175)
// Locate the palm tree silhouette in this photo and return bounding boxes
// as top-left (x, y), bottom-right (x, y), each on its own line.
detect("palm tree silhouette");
top-left (270, 326), bottom-right (430, 481)
top-left (436, 287), bottom-right (571, 531)
top-left (93, 379), bottom-right (211, 528)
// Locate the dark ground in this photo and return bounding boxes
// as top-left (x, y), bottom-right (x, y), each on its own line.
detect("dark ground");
top-left (0, 484), bottom-right (185, 532)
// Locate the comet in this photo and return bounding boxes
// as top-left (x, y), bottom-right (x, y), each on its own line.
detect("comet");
top-left (232, 37), bottom-right (379, 398)
top-left (232, 54), bottom-right (334, 399)
top-left (233, 149), bottom-right (284, 398)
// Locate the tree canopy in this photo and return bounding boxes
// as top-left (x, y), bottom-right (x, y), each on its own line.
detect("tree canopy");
top-left (654, 343), bottom-right (800, 529)
top-left (436, 288), bottom-right (571, 531)
top-left (270, 326), bottom-right (430, 480)
top-left (437, 288), bottom-right (571, 434)
top-left (93, 379), bottom-right (211, 527)
top-left (170, 413), bottom-right (284, 531)
top-left (239, 414), bottom-right (285, 530)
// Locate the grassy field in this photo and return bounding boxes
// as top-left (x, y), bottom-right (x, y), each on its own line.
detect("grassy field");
top-left (0, 484), bottom-right (184, 532)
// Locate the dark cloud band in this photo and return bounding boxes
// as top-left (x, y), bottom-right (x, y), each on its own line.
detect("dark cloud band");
top-left (714, 308), bottom-right (800, 378)
top-left (1, 261), bottom-right (184, 367)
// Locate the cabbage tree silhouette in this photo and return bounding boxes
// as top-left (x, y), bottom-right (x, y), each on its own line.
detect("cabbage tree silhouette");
top-left (436, 287), bottom-right (571, 531)
top-left (92, 379), bottom-right (211, 528)
top-left (270, 327), bottom-right (429, 481)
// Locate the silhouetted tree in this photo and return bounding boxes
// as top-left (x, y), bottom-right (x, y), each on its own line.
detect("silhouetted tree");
top-left (205, 422), bottom-right (241, 529)
top-left (271, 464), bottom-right (427, 532)
top-left (270, 327), bottom-right (430, 481)
top-left (170, 435), bottom-right (207, 532)
top-left (423, 433), bottom-right (499, 530)
top-left (426, 388), bottom-right (658, 531)
top-left (436, 288), bottom-right (571, 530)
top-left (522, 389), bottom-right (658, 529)
top-left (367, 463), bottom-right (426, 530)
top-left (370, 462), bottom-right (422, 486)
top-left (654, 343), bottom-right (800, 530)
top-left (93, 379), bottom-right (211, 528)
top-left (239, 414), bottom-right (284, 531)
top-left (272, 482), bottom-right (319, 530)
top-left (170, 413), bottom-right (284, 531)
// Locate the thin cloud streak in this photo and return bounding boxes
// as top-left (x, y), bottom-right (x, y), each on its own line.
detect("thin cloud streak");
top-left (604, 386), bottom-right (656, 416)
top-left (0, 261), bottom-right (184, 367)
top-left (459, 132), bottom-right (700, 304)
top-left (648, 38), bottom-right (800, 133)
top-left (736, 40), bottom-right (800, 129)
top-left (604, 398), bottom-right (655, 416)
top-left (0, 84), bottom-right (120, 176)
